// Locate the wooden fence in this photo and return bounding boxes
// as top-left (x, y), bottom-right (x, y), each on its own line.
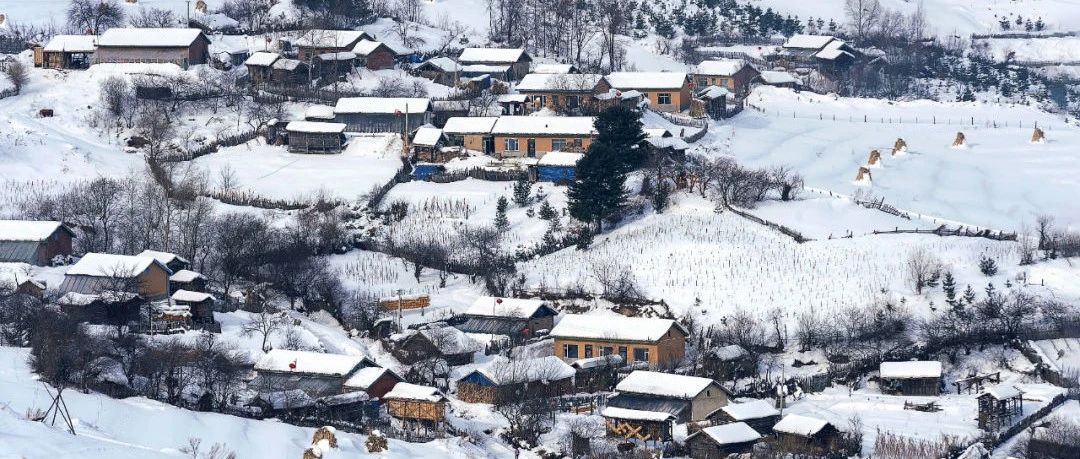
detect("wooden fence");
top-left (854, 196), bottom-right (911, 219)
top-left (871, 225), bottom-right (1018, 241)
top-left (164, 129), bottom-right (262, 161)
top-left (428, 167), bottom-right (527, 183)
top-left (727, 206), bottom-right (810, 243)
top-left (647, 106), bottom-right (709, 129)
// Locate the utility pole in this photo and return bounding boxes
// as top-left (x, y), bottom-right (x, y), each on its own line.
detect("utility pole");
top-left (186, 1), bottom-right (191, 27)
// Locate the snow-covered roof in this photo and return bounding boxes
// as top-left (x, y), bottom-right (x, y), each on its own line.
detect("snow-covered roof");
top-left (343, 366), bottom-right (394, 391)
top-left (318, 51), bottom-right (355, 61)
top-left (490, 116), bottom-right (596, 136)
top-left (693, 422), bottom-right (762, 445)
top-left (412, 127), bottom-right (443, 146)
top-left (442, 117), bottom-right (498, 135)
top-left (759, 71), bottom-right (800, 85)
top-left (244, 51), bottom-right (279, 67)
top-left (616, 370), bottom-right (717, 398)
top-left (537, 152), bottom-right (584, 166)
top-left (464, 297), bottom-right (551, 318)
top-left (696, 59), bottom-right (747, 76)
top-left (383, 382), bottom-right (444, 402)
top-left (460, 64), bottom-right (510, 74)
top-left (516, 73), bottom-right (605, 92)
top-left (601, 406), bottom-right (675, 421)
top-left (294, 30), bottom-right (371, 48)
top-left (605, 72), bottom-right (687, 89)
top-left (171, 289), bottom-right (215, 303)
top-left (713, 344), bottom-right (748, 361)
top-left (169, 269), bottom-right (205, 283)
top-left (773, 414), bottom-right (831, 437)
top-left (474, 356), bottom-right (576, 385)
top-left (196, 12), bottom-right (240, 31)
top-left (497, 94), bottom-right (529, 103)
top-left (719, 400), bottom-right (780, 421)
top-left (304, 105), bottom-right (336, 120)
top-left (286, 121), bottom-right (347, 134)
top-left (0, 220), bottom-right (67, 242)
top-left (137, 250), bottom-right (189, 266)
top-left (418, 326), bottom-right (484, 354)
top-left (879, 361), bottom-right (942, 379)
top-left (783, 34), bottom-right (836, 50)
top-left (697, 85), bottom-right (731, 100)
top-left (352, 39), bottom-right (390, 56)
top-left (550, 314), bottom-right (687, 342)
top-left (982, 385), bottom-right (1022, 400)
top-left (816, 43), bottom-right (854, 60)
top-left (67, 253), bottom-right (165, 278)
top-left (644, 128), bottom-right (672, 138)
top-left (532, 63), bottom-right (575, 74)
top-left (572, 355), bottom-right (623, 370)
top-left (272, 58), bottom-right (302, 71)
top-left (58, 291), bottom-right (138, 306)
top-left (458, 47), bottom-right (527, 64)
top-left (43, 35), bottom-right (97, 53)
top-left (645, 136), bottom-right (689, 151)
top-left (254, 349), bottom-right (366, 376)
top-left (420, 56), bottom-right (461, 72)
top-left (334, 97), bottom-right (430, 114)
top-left (97, 28), bottom-right (205, 48)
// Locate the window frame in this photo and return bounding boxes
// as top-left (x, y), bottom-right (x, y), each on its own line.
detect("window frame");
top-left (563, 343), bottom-right (579, 359)
top-left (657, 93), bottom-right (672, 105)
top-left (632, 347), bottom-right (650, 362)
top-left (504, 138), bottom-right (519, 152)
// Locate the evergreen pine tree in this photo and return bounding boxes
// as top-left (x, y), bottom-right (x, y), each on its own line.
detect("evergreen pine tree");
top-left (593, 105), bottom-right (647, 169)
top-left (574, 225), bottom-right (593, 250)
top-left (652, 179), bottom-right (671, 213)
top-left (963, 285), bottom-right (977, 305)
top-left (494, 196), bottom-right (510, 231)
top-left (942, 272), bottom-right (957, 307)
top-left (979, 255), bottom-right (998, 276)
top-left (567, 141), bottom-right (628, 232)
top-left (512, 176), bottom-right (530, 206)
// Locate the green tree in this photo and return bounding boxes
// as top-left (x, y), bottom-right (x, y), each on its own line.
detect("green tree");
top-left (494, 196), bottom-right (510, 231)
top-left (942, 271), bottom-right (957, 307)
top-left (512, 176), bottom-right (530, 206)
top-left (567, 141), bottom-right (628, 232)
top-left (593, 105), bottom-right (648, 169)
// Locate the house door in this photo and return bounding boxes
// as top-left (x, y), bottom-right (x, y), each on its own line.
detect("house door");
top-left (483, 136), bottom-right (495, 155)
top-left (527, 138), bottom-right (536, 157)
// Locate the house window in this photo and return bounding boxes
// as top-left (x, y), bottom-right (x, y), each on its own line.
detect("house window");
top-left (633, 347), bottom-right (650, 362)
top-left (552, 138), bottom-right (566, 151)
top-left (602, 346), bottom-right (613, 356)
top-left (657, 93), bottom-right (672, 105)
top-left (719, 78), bottom-right (729, 87)
top-left (505, 138), bottom-right (519, 151)
top-left (552, 95), bottom-right (560, 107)
top-left (618, 346), bottom-right (628, 361)
top-left (584, 344), bottom-right (593, 358)
top-left (538, 95), bottom-right (547, 106)
top-left (563, 343), bottom-right (579, 359)
top-left (697, 78), bottom-right (708, 87)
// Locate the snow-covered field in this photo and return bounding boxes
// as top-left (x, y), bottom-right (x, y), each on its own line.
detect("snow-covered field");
top-left (977, 37), bottom-right (1080, 63)
top-left (191, 135), bottom-right (404, 203)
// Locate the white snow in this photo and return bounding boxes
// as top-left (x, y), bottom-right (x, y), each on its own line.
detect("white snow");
top-left (97, 28), bottom-right (204, 48)
top-left (880, 360), bottom-right (943, 379)
top-left (136, 250), bottom-right (188, 266)
top-left (352, 40), bottom-right (387, 56)
top-left (695, 422), bottom-right (762, 444)
top-left (758, 70), bottom-right (799, 85)
top-left (490, 116), bottom-right (596, 136)
top-left (615, 370), bottom-right (715, 398)
top-left (464, 297), bottom-right (549, 318)
top-left (169, 270), bottom-right (205, 283)
top-left (458, 48), bottom-right (526, 64)
top-left (293, 30), bottom-right (371, 48)
top-left (782, 34), bottom-right (837, 50)
top-left (532, 64), bottom-right (575, 74)
top-left (472, 355), bottom-right (576, 385)
top-left (0, 220), bottom-right (64, 242)
top-left (550, 314), bottom-right (683, 343)
top-left (42, 35), bottom-right (97, 53)
top-left (254, 349), bottom-right (366, 376)
top-left (304, 105), bottom-right (336, 120)
top-left (443, 116), bottom-right (498, 134)
top-left (171, 290), bottom-right (214, 303)
top-left (342, 366), bottom-right (394, 391)
top-left (66, 253), bottom-right (162, 278)
top-left (537, 152), bottom-right (584, 166)
top-left (286, 121), bottom-right (347, 134)
top-left (334, 97), bottom-right (430, 114)
top-left (605, 71), bottom-right (687, 89)
top-left (982, 384), bottom-right (1022, 400)
top-left (383, 382), bottom-right (445, 402)
top-left (718, 400), bottom-right (780, 421)
top-left (412, 127), bottom-right (443, 146)
top-left (773, 413), bottom-right (831, 436)
top-left (600, 406), bottom-right (675, 421)
top-left (695, 59), bottom-right (749, 76)
top-left (244, 51), bottom-right (280, 67)
top-left (515, 73), bottom-right (605, 92)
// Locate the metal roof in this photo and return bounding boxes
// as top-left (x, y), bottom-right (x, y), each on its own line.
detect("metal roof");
top-left (0, 241), bottom-right (40, 263)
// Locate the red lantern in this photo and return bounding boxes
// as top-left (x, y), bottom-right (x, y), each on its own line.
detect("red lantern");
top-left (288, 359), bottom-right (297, 371)
top-left (495, 298), bottom-right (503, 304)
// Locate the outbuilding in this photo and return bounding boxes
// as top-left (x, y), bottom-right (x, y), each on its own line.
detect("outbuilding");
top-left (285, 121), bottom-right (347, 153)
top-left (37, 35), bottom-right (96, 69)
top-left (0, 220), bottom-right (75, 266)
top-left (342, 366), bottom-right (404, 399)
top-left (605, 72), bottom-right (691, 113)
top-left (686, 422), bottom-right (762, 458)
top-left (58, 253), bottom-right (172, 299)
top-left (333, 97), bottom-right (432, 133)
top-left (772, 414), bottom-right (841, 455)
top-left (94, 28), bottom-right (210, 67)
top-left (707, 399), bottom-right (781, 433)
top-left (456, 355), bottom-right (576, 404)
top-left (351, 40), bottom-right (396, 70)
top-left (879, 361), bottom-right (943, 396)
top-left (457, 48), bottom-right (531, 80)
top-left (536, 152), bottom-right (584, 184)
top-left (607, 370), bottom-right (730, 423)
top-left (171, 289), bottom-right (216, 324)
top-left (455, 296), bottom-right (558, 342)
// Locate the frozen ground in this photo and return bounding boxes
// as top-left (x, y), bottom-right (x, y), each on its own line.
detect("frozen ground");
top-left (1030, 338), bottom-right (1080, 377)
top-left (977, 37), bottom-right (1080, 63)
top-left (190, 135), bottom-right (404, 203)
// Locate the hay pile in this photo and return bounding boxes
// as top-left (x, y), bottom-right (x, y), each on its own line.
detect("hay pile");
top-left (891, 138), bottom-right (907, 155)
top-left (1031, 127), bottom-right (1045, 144)
top-left (867, 149), bottom-right (882, 166)
top-left (854, 166), bottom-right (872, 183)
top-left (952, 132), bottom-right (967, 148)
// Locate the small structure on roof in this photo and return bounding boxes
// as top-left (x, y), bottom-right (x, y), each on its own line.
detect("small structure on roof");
top-left (686, 422), bottom-right (762, 458)
top-left (94, 28), bottom-right (210, 68)
top-left (455, 296), bottom-right (558, 342)
top-left (171, 289), bottom-right (216, 324)
top-left (879, 360), bottom-right (942, 396)
top-left (383, 382), bottom-right (447, 425)
top-left (607, 370), bottom-right (730, 423)
top-left (457, 47), bottom-right (531, 80)
top-left (342, 366), bottom-right (403, 399)
top-left (536, 152), bottom-right (584, 184)
top-left (253, 349), bottom-right (375, 400)
top-left (0, 220), bottom-right (75, 266)
top-left (36, 35), bottom-right (96, 69)
top-left (549, 314), bottom-right (689, 367)
top-left (59, 253), bottom-right (172, 300)
top-left (977, 385), bottom-right (1023, 431)
top-left (285, 121), bottom-right (347, 153)
top-left (169, 269), bottom-right (206, 293)
top-left (333, 97), bottom-right (432, 133)
top-left (707, 399), bottom-right (780, 433)
top-left (772, 414), bottom-right (841, 455)
top-left (457, 355), bottom-right (576, 404)
top-left (390, 325), bottom-right (483, 366)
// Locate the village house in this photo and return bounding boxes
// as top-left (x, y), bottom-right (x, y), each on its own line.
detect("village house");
top-left (686, 422), bottom-right (762, 458)
top-left (455, 297), bottom-right (558, 342)
top-left (414, 56), bottom-right (461, 86)
top-left (410, 126), bottom-right (444, 161)
top-left (244, 51), bottom-right (280, 84)
top-left (879, 360), bottom-right (943, 396)
top-left (313, 51), bottom-right (356, 79)
top-left (94, 28), bottom-right (210, 67)
top-left (707, 399), bottom-right (781, 433)
top-left (771, 414), bottom-right (842, 455)
top-left (383, 382), bottom-right (448, 425)
top-left (342, 366), bottom-right (404, 399)
top-left (515, 73), bottom-right (610, 114)
top-left (456, 355), bottom-right (576, 404)
top-left (293, 29), bottom-right (374, 62)
top-left (58, 252), bottom-right (172, 300)
top-left (442, 116), bottom-right (498, 154)
top-left (351, 40), bottom-right (396, 70)
top-left (285, 121), bottom-right (348, 153)
top-left (14, 278), bottom-right (46, 300)
top-left (333, 97), bottom-right (431, 133)
top-left (272, 57), bottom-right (307, 85)
top-left (430, 99), bottom-right (472, 127)
top-left (780, 34), bottom-right (858, 68)
top-left (571, 354), bottom-right (623, 392)
top-left (0, 220), bottom-right (75, 266)
top-left (137, 250), bottom-right (190, 273)
top-left (169, 269), bottom-right (207, 293)
top-left (532, 63), bottom-right (578, 74)
top-left (605, 72), bottom-right (692, 113)
top-left (535, 151), bottom-right (584, 184)
top-left (601, 406), bottom-right (677, 443)
top-left (390, 325), bottom-right (484, 366)
top-left (694, 59), bottom-right (759, 98)
top-left (170, 290), bottom-right (216, 324)
top-left (208, 35), bottom-right (250, 69)
top-left (549, 314), bottom-right (688, 367)
top-left (695, 85), bottom-right (732, 120)
top-left (35, 35), bottom-right (96, 70)
top-left (253, 349), bottom-right (375, 400)
top-left (457, 47), bottom-right (532, 81)
top-left (490, 116), bottom-right (596, 158)
top-left (607, 370), bottom-right (730, 423)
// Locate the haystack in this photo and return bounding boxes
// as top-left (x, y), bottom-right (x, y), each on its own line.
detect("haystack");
top-left (891, 138), bottom-right (907, 155)
top-left (854, 166), bottom-right (872, 183)
top-left (867, 149), bottom-right (882, 166)
top-left (195, 0), bottom-right (209, 13)
top-left (366, 430), bottom-right (388, 453)
top-left (1031, 127), bottom-right (1045, 144)
top-left (311, 426), bottom-right (338, 449)
top-left (952, 132), bottom-right (966, 148)
top-left (302, 446), bottom-right (322, 459)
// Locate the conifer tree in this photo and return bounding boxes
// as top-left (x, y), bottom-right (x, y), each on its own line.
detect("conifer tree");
top-left (942, 271), bottom-right (957, 307)
top-left (494, 196), bottom-right (510, 231)
top-left (512, 176), bottom-right (530, 206)
top-left (568, 141), bottom-right (628, 232)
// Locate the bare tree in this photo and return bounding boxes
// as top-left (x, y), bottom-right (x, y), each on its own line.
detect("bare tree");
top-left (4, 61), bottom-right (29, 94)
top-left (67, 0), bottom-right (125, 35)
top-left (129, 7), bottom-right (177, 28)
top-left (845, 0), bottom-right (882, 40)
top-left (242, 306), bottom-right (284, 352)
top-left (392, 0), bottom-right (427, 48)
top-left (905, 246), bottom-right (941, 294)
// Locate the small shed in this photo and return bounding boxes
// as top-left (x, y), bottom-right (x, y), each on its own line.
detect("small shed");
top-left (696, 85), bottom-right (730, 119)
top-left (285, 121), bottom-right (347, 153)
top-left (171, 289), bottom-right (216, 324)
top-left (772, 414), bottom-right (840, 455)
top-left (271, 58), bottom-right (307, 85)
top-left (351, 40), bottom-right (395, 70)
top-left (686, 422), bottom-right (762, 458)
top-left (244, 51), bottom-right (280, 84)
top-left (15, 278), bottom-right (46, 300)
top-left (536, 152), bottom-right (583, 184)
top-left (571, 355), bottom-right (623, 392)
top-left (0, 220), bottom-right (75, 266)
top-left (169, 269), bottom-right (207, 293)
top-left (383, 382), bottom-right (447, 423)
top-left (138, 250), bottom-right (191, 272)
top-left (601, 406), bottom-right (675, 443)
top-left (879, 361), bottom-right (942, 396)
top-left (977, 385), bottom-right (1023, 431)
top-left (411, 126), bottom-right (444, 160)
top-left (39, 35), bottom-right (96, 69)
top-left (455, 297), bottom-right (558, 342)
top-left (757, 71), bottom-right (801, 89)
top-left (342, 366), bottom-right (403, 399)
top-left (707, 399), bottom-right (780, 433)
top-left (391, 325), bottom-right (483, 366)
top-left (456, 355), bottom-right (576, 404)
top-left (414, 57), bottom-right (461, 86)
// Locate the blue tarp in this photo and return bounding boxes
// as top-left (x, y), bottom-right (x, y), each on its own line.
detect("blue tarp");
top-left (413, 163), bottom-right (443, 181)
top-left (537, 165), bottom-right (576, 184)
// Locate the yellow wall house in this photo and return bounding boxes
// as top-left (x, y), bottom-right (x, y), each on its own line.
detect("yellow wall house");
top-left (605, 72), bottom-right (692, 113)
top-left (693, 59), bottom-right (760, 98)
top-left (515, 73), bottom-right (611, 113)
top-left (490, 116), bottom-right (597, 158)
top-left (58, 252), bottom-right (173, 299)
top-left (549, 314), bottom-right (688, 368)
top-left (442, 116), bottom-right (499, 154)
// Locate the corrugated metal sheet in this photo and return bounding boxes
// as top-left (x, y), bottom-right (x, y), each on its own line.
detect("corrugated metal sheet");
top-left (58, 275), bottom-right (120, 295)
top-left (0, 241), bottom-right (41, 263)
top-left (456, 317), bottom-right (526, 335)
top-left (607, 393), bottom-right (690, 422)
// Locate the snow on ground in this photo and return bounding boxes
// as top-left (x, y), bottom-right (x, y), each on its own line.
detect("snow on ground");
top-left (715, 87), bottom-right (1080, 232)
top-left (1030, 338), bottom-right (1080, 377)
top-left (1, 1), bottom-right (229, 26)
top-left (751, 196), bottom-right (937, 239)
top-left (190, 135), bottom-right (403, 203)
top-left (0, 346), bottom-right (492, 459)
top-left (977, 37), bottom-right (1080, 63)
